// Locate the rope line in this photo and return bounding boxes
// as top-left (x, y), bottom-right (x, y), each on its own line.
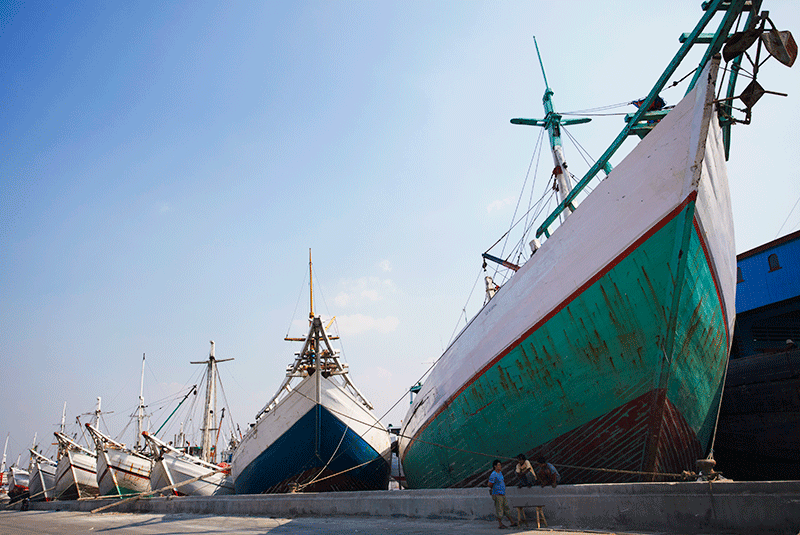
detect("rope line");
top-left (775, 193), bottom-right (800, 238)
top-left (447, 267), bottom-right (484, 346)
top-left (295, 453), bottom-right (383, 490)
top-left (297, 410), bottom-right (350, 491)
top-left (285, 267), bottom-right (308, 338)
top-left (289, 387), bottom-right (690, 482)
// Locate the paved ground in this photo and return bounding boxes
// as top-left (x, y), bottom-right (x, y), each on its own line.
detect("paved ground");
top-left (0, 510), bottom-right (688, 535)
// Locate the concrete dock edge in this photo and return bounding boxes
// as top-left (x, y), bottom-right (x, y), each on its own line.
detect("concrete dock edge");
top-left (25, 480), bottom-right (800, 534)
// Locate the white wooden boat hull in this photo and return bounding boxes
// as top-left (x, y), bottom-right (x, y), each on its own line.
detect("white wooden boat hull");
top-left (233, 374), bottom-right (391, 493)
top-left (54, 449), bottom-right (98, 500)
top-left (96, 448), bottom-right (151, 496)
top-left (150, 453), bottom-right (234, 496)
top-left (7, 467), bottom-right (29, 499)
top-left (399, 60), bottom-right (737, 487)
top-left (28, 461), bottom-right (56, 501)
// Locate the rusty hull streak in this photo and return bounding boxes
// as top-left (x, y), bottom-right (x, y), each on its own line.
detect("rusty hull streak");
top-left (466, 399), bottom-right (494, 418)
top-left (639, 265), bottom-right (667, 324)
top-left (679, 296), bottom-right (706, 358)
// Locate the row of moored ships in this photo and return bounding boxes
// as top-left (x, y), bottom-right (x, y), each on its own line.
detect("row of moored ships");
top-left (2, 0), bottom-right (797, 502)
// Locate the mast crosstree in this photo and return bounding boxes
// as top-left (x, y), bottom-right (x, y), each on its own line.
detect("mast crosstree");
top-left (254, 249), bottom-right (373, 421)
top-left (510, 37), bottom-right (601, 216)
top-left (191, 341), bottom-right (233, 464)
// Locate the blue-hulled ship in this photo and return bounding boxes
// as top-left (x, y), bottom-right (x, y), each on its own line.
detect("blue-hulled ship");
top-left (231, 252), bottom-right (391, 493)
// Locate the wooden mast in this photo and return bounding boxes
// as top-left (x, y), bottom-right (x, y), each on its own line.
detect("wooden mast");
top-left (253, 252), bottom-right (375, 421)
top-left (510, 37), bottom-right (595, 224)
top-left (135, 353), bottom-right (146, 451)
top-left (309, 248), bottom-right (314, 320)
top-left (191, 341), bottom-right (233, 463)
top-left (307, 249), bottom-right (322, 459)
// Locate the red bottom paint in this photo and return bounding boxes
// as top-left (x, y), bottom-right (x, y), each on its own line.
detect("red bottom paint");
top-left (453, 390), bottom-right (702, 487)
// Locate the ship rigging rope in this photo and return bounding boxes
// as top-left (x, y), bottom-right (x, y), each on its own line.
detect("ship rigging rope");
top-left (561, 100), bottom-right (632, 115)
top-left (288, 387), bottom-right (691, 483)
top-left (286, 268), bottom-right (308, 338)
top-left (496, 126), bottom-right (546, 269)
top-left (216, 369), bottom-right (237, 441)
top-left (297, 411), bottom-right (351, 491)
top-left (775, 194), bottom-right (800, 237)
top-left (562, 127), bottom-right (599, 175)
top-left (508, 127), bottom-right (548, 272)
top-left (483, 176), bottom-right (551, 265)
top-left (558, 65), bottom-right (705, 119)
top-left (706, 347), bottom-right (731, 462)
top-left (483, 184), bottom-right (555, 286)
top-left (505, 187), bottom-right (554, 276)
top-left (296, 452), bottom-right (384, 491)
top-left (448, 268), bottom-right (484, 343)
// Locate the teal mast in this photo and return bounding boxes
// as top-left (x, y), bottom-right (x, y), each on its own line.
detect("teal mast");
top-left (510, 37), bottom-right (596, 221)
top-left (533, 0), bottom-right (758, 239)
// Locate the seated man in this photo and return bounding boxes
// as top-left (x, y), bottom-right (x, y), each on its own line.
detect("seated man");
top-left (515, 454), bottom-right (535, 487)
top-left (533, 456), bottom-right (560, 488)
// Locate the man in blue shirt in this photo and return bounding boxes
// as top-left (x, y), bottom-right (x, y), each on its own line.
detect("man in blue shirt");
top-left (487, 459), bottom-right (517, 529)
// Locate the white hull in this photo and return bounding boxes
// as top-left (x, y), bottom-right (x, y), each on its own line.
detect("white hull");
top-left (233, 374), bottom-right (391, 493)
top-left (7, 467), bottom-right (29, 499)
top-left (150, 453), bottom-right (233, 496)
top-left (54, 440), bottom-right (99, 500)
top-left (96, 447), bottom-right (151, 496)
top-left (29, 461), bottom-right (57, 501)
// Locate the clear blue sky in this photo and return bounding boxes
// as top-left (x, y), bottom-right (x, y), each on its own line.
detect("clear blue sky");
top-left (2, 1), bottom-right (798, 464)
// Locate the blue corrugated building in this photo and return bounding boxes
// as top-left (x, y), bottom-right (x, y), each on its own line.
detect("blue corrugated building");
top-left (732, 229), bottom-right (800, 358)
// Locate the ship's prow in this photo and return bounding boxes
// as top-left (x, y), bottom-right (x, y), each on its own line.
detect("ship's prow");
top-left (232, 254), bottom-right (391, 493)
top-left (399, 52), bottom-right (737, 488)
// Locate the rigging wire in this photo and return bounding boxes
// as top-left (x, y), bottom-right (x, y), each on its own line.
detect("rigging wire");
top-left (562, 126), bottom-right (594, 169)
top-left (513, 187), bottom-right (555, 263)
top-left (289, 385), bottom-right (693, 482)
top-left (366, 271), bottom-right (488, 430)
top-left (561, 126), bottom-right (609, 196)
top-left (149, 365), bottom-right (206, 439)
top-left (482, 127), bottom-right (550, 285)
top-left (497, 127), bottom-right (546, 265)
top-left (298, 420), bottom-right (350, 490)
top-left (513, 127), bottom-right (548, 270)
top-left (285, 267), bottom-right (308, 338)
top-left (447, 267), bottom-right (485, 347)
top-left (310, 266), bottom-right (349, 362)
top-left (216, 369), bottom-right (238, 441)
top-left (105, 365), bottom-right (135, 411)
top-left (561, 100), bottom-right (633, 115)
top-left (775, 193), bottom-right (800, 238)
top-left (560, 111), bottom-right (630, 117)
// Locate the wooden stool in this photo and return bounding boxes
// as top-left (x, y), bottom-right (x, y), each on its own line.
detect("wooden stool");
top-left (514, 506), bottom-right (527, 527)
top-left (517, 505), bottom-right (547, 528)
top-left (516, 505), bottom-right (547, 528)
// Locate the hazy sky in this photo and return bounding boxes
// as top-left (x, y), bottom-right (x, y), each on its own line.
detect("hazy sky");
top-left (2, 1), bottom-right (798, 465)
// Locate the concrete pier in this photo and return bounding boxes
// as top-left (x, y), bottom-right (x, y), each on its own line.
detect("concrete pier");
top-left (22, 480), bottom-right (800, 534)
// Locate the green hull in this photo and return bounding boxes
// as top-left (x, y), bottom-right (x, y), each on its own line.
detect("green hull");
top-left (402, 199), bottom-right (729, 488)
